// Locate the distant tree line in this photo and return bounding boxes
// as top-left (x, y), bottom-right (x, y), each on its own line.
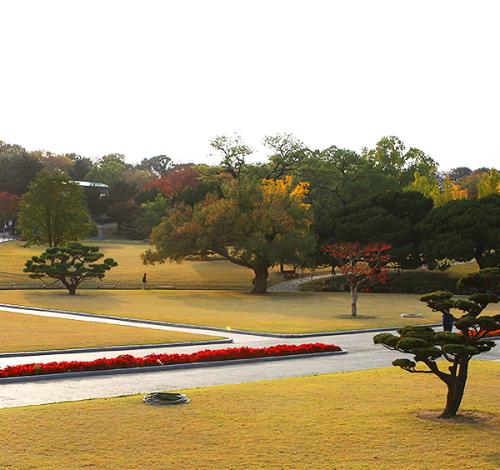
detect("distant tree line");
top-left (2, 134), bottom-right (499, 291)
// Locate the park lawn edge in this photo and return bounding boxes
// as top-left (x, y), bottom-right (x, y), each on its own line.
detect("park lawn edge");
top-left (1, 362), bottom-right (500, 470)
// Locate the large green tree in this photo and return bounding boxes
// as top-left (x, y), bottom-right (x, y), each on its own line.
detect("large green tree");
top-left (0, 141), bottom-right (44, 196)
top-left (18, 170), bottom-right (92, 247)
top-left (362, 136), bottom-right (437, 188)
top-left (207, 134), bottom-right (253, 180)
top-left (297, 146), bottom-right (397, 219)
top-left (136, 155), bottom-right (173, 177)
top-left (24, 242), bottom-right (118, 295)
top-left (374, 268), bottom-right (500, 418)
top-left (132, 194), bottom-right (169, 238)
top-left (142, 177), bottom-right (314, 293)
top-left (419, 194), bottom-right (500, 269)
top-left (107, 201), bottom-right (142, 232)
top-left (317, 191), bottom-right (433, 270)
top-left (85, 160), bottom-right (126, 188)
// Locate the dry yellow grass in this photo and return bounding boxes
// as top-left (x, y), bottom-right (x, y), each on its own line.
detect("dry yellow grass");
top-left (0, 289), bottom-right (457, 334)
top-left (0, 310), bottom-right (222, 353)
top-left (0, 240), bottom-right (293, 285)
top-left (1, 361), bottom-right (499, 469)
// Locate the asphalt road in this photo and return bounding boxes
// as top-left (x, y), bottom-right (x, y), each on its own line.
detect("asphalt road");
top-left (1, 304), bottom-right (499, 409)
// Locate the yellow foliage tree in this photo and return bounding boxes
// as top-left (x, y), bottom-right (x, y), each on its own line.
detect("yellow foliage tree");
top-left (407, 171), bottom-right (468, 206)
top-left (477, 169), bottom-right (500, 198)
top-left (142, 176), bottom-right (314, 293)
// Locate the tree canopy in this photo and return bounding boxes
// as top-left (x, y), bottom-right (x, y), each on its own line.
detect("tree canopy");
top-left (419, 194), bottom-right (500, 269)
top-left (0, 142), bottom-right (44, 196)
top-left (297, 146), bottom-right (398, 219)
top-left (362, 136), bottom-right (437, 188)
top-left (17, 170), bottom-right (92, 247)
top-left (142, 176), bottom-right (314, 293)
top-left (317, 191), bottom-right (433, 270)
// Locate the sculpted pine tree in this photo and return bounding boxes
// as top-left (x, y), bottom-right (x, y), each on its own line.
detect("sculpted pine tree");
top-left (322, 242), bottom-right (392, 317)
top-left (374, 268), bottom-right (500, 418)
top-left (142, 177), bottom-right (314, 293)
top-left (24, 242), bottom-right (118, 295)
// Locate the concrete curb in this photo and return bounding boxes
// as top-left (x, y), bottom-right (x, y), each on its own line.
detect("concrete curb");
top-left (0, 350), bottom-right (347, 384)
top-left (0, 339), bottom-right (234, 359)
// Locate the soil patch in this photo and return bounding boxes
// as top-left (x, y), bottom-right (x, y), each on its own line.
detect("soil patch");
top-left (414, 409), bottom-right (499, 424)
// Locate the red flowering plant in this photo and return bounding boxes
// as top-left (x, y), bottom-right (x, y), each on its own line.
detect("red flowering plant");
top-left (0, 343), bottom-right (342, 379)
top-left (322, 242), bottom-right (392, 317)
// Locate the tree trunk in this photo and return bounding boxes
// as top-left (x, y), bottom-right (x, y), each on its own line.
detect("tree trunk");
top-left (350, 284), bottom-right (358, 317)
top-left (61, 279), bottom-right (77, 295)
top-left (440, 358), bottom-right (469, 418)
top-left (251, 266), bottom-right (269, 294)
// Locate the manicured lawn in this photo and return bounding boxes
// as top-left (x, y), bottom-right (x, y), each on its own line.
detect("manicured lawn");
top-left (0, 241), bottom-right (256, 286)
top-left (1, 362), bottom-right (499, 469)
top-left (0, 310), bottom-right (222, 353)
top-left (0, 289), bottom-right (459, 334)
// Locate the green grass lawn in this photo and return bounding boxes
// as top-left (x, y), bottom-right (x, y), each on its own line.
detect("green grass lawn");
top-left (0, 240), bottom-right (327, 287)
top-left (0, 240), bottom-right (257, 286)
top-left (1, 361), bottom-right (499, 469)
top-left (0, 289), bottom-right (457, 335)
top-left (0, 310), bottom-right (222, 353)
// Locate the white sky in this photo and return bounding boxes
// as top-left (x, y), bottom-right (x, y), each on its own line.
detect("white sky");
top-left (1, 1), bottom-right (499, 172)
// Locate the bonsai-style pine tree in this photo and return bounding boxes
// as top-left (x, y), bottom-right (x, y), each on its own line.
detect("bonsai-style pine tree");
top-left (374, 267), bottom-right (500, 418)
top-left (24, 242), bottom-right (118, 295)
top-left (322, 242), bottom-right (392, 317)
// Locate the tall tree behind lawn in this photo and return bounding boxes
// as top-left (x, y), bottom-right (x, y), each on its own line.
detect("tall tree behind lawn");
top-left (419, 194), bottom-right (500, 269)
top-left (362, 136), bottom-right (437, 188)
top-left (18, 171), bottom-right (92, 247)
top-left (297, 146), bottom-right (397, 219)
top-left (0, 141), bottom-right (44, 196)
top-left (142, 176), bottom-right (314, 293)
top-left (316, 191), bottom-right (433, 270)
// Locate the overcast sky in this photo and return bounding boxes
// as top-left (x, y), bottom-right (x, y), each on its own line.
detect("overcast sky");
top-left (1, 1), bottom-right (499, 171)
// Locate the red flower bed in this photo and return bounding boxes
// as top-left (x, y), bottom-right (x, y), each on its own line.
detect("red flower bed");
top-left (0, 343), bottom-right (342, 378)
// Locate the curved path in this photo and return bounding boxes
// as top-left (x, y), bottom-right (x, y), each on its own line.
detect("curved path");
top-left (1, 303), bottom-right (500, 409)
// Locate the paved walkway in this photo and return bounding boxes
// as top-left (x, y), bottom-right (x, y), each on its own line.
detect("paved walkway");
top-left (2, 297), bottom-right (500, 409)
top-left (268, 273), bottom-right (332, 292)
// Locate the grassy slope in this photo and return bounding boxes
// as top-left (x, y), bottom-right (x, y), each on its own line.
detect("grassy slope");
top-left (0, 311), bottom-right (221, 353)
top-left (1, 362), bottom-right (499, 469)
top-left (0, 289), bottom-right (458, 334)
